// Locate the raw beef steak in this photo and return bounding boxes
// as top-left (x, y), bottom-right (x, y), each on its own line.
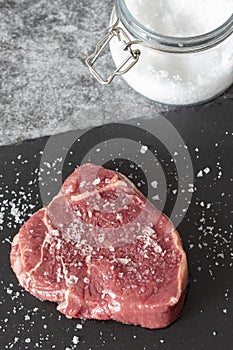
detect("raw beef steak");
top-left (10, 163), bottom-right (188, 329)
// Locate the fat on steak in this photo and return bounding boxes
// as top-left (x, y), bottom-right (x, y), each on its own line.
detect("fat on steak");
top-left (10, 163), bottom-right (188, 329)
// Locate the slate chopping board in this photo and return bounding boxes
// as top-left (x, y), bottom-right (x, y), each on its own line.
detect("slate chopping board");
top-left (0, 100), bottom-right (233, 350)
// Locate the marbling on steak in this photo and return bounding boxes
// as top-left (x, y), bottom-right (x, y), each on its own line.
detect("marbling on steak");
top-left (10, 163), bottom-right (188, 329)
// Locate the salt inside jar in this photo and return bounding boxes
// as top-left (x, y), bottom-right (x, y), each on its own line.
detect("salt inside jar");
top-left (86, 0), bottom-right (233, 105)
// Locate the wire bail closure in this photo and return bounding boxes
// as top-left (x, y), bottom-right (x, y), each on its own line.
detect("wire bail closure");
top-left (85, 19), bottom-right (141, 85)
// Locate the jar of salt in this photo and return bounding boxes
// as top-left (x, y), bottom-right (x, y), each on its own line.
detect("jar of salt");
top-left (86, 0), bottom-right (233, 105)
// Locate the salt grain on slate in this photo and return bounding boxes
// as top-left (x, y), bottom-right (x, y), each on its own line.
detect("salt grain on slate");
top-left (151, 180), bottom-right (158, 188)
top-left (76, 324), bottom-right (83, 329)
top-left (203, 167), bottom-right (211, 174)
top-left (140, 145), bottom-right (148, 154)
top-left (72, 336), bottom-right (80, 344)
top-left (152, 194), bottom-right (160, 201)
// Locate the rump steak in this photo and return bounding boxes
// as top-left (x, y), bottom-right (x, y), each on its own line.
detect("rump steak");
top-left (10, 163), bottom-right (188, 329)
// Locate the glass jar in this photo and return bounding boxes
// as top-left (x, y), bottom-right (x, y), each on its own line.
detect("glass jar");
top-left (86, 0), bottom-right (233, 105)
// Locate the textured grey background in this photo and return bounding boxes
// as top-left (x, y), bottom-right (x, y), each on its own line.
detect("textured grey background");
top-left (0, 0), bottom-right (232, 145)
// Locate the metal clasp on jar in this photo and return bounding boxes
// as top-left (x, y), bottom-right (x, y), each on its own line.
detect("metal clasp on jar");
top-left (85, 20), bottom-right (141, 85)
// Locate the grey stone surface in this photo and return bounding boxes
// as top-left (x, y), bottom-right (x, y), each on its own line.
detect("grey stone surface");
top-left (0, 0), bottom-right (232, 146)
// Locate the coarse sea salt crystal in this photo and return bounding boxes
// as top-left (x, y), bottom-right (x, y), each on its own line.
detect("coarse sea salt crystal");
top-left (197, 170), bottom-right (203, 178)
top-left (152, 194), bottom-right (160, 201)
top-left (76, 324), bottom-right (83, 329)
top-left (72, 336), bottom-right (79, 345)
top-left (83, 277), bottom-right (90, 284)
top-left (92, 178), bottom-right (101, 185)
top-left (151, 180), bottom-right (158, 188)
top-left (204, 167), bottom-right (211, 174)
top-left (118, 258), bottom-right (131, 265)
top-left (140, 145), bottom-right (148, 154)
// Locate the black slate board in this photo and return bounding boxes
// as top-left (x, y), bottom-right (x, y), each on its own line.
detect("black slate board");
top-left (1, 100), bottom-right (233, 350)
